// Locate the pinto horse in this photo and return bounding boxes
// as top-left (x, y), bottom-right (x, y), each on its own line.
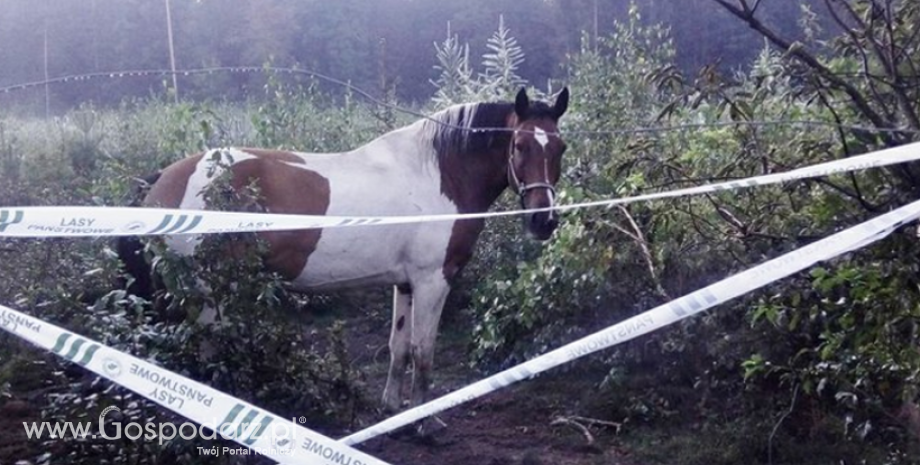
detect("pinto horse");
top-left (120, 87), bottom-right (569, 411)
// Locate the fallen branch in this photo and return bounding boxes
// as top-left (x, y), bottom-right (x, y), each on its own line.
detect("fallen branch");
top-left (550, 416), bottom-right (594, 445)
top-left (768, 384), bottom-right (800, 465)
top-left (550, 415), bottom-right (624, 446)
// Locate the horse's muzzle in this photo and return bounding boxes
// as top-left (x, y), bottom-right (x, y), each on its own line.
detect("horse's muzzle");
top-left (526, 211), bottom-right (558, 241)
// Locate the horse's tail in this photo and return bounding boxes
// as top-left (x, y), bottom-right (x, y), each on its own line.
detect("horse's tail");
top-left (115, 172), bottom-right (161, 299)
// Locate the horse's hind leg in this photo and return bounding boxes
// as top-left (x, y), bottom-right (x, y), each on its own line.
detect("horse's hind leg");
top-left (382, 284), bottom-right (413, 412)
top-left (193, 279), bottom-right (222, 360)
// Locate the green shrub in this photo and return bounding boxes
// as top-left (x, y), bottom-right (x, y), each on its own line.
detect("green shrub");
top-left (0, 80), bottom-right (382, 464)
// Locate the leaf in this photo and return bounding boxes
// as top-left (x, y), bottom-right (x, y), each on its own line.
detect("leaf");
top-left (835, 391), bottom-right (858, 408)
top-left (788, 310), bottom-right (801, 331)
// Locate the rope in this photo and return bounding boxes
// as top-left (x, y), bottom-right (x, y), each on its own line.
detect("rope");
top-left (2, 66), bottom-right (917, 137)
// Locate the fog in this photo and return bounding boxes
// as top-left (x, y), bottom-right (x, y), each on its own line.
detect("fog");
top-left (0, 0), bottom-right (820, 112)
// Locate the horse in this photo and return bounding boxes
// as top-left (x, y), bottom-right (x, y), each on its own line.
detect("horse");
top-left (118, 87), bottom-right (570, 412)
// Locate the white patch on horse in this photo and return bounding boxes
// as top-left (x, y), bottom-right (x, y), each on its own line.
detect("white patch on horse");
top-left (165, 148), bottom-right (258, 256)
top-left (290, 120), bottom-right (458, 291)
top-left (533, 126), bottom-right (550, 150)
top-left (544, 159), bottom-right (558, 220)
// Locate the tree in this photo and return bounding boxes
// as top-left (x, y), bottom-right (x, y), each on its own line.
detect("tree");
top-left (480, 15), bottom-right (526, 99)
top-left (430, 23), bottom-right (474, 107)
top-left (712, 0), bottom-right (920, 193)
top-left (708, 0), bottom-right (920, 449)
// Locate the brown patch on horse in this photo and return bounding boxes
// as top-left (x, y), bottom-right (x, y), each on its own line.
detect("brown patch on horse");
top-left (435, 106), bottom-right (518, 281)
top-left (436, 88), bottom-right (568, 280)
top-left (442, 219), bottom-right (487, 281)
top-left (144, 151), bottom-right (330, 280)
top-left (226, 158), bottom-right (330, 280)
top-left (237, 148), bottom-right (307, 164)
top-left (144, 153), bottom-right (204, 208)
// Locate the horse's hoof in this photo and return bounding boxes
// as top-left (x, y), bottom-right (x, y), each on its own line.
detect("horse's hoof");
top-left (376, 401), bottom-right (405, 419)
top-left (383, 415), bottom-right (448, 445)
top-left (415, 415), bottom-right (448, 437)
top-left (383, 422), bottom-right (421, 441)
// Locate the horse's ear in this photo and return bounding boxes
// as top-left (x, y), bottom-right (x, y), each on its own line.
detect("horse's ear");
top-left (514, 87), bottom-right (530, 118)
top-left (553, 87), bottom-right (569, 120)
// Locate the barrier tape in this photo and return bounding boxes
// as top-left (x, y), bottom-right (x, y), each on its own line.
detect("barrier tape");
top-left (341, 197), bottom-right (920, 445)
top-left (0, 306), bottom-right (391, 465)
top-left (0, 141), bottom-right (918, 238)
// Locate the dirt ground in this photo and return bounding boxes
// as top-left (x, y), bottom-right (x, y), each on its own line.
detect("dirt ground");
top-left (0, 292), bottom-right (629, 465)
top-left (335, 298), bottom-right (630, 465)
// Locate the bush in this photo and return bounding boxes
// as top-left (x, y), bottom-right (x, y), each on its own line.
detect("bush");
top-left (464, 3), bottom-right (920, 460)
top-left (0, 80), bottom-right (383, 464)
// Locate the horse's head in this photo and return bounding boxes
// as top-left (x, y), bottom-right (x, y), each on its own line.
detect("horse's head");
top-left (508, 87), bottom-right (569, 240)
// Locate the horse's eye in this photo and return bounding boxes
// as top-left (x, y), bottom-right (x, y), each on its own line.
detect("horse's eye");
top-left (514, 142), bottom-right (526, 154)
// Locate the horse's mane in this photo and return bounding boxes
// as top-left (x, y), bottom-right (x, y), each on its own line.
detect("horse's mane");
top-left (422, 99), bottom-right (558, 161)
top-left (423, 102), bottom-right (513, 159)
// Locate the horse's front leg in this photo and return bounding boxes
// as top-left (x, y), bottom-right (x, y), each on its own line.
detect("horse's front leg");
top-left (382, 284), bottom-right (413, 412)
top-left (408, 274), bottom-right (451, 408)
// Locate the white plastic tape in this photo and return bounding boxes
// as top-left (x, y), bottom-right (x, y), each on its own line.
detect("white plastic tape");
top-left (1, 141), bottom-right (918, 237)
top-left (341, 198), bottom-right (920, 445)
top-left (0, 306), bottom-right (391, 465)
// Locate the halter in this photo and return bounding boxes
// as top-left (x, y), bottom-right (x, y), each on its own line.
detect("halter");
top-left (508, 157), bottom-right (556, 199)
top-left (507, 139), bottom-right (556, 207)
